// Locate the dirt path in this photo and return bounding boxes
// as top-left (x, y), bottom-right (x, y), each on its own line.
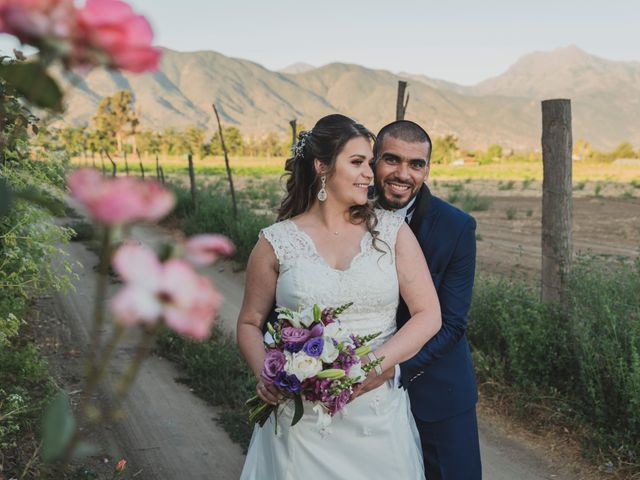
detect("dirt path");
top-left (50, 215), bottom-right (595, 479)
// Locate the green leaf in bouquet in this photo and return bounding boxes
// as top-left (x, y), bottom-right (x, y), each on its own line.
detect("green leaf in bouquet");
top-left (333, 302), bottom-right (353, 316)
top-left (0, 61), bottom-right (64, 111)
top-left (0, 178), bottom-right (14, 217)
top-left (291, 394), bottom-right (304, 427)
top-left (316, 368), bottom-right (346, 379)
top-left (41, 391), bottom-right (76, 463)
top-left (313, 304), bottom-right (321, 323)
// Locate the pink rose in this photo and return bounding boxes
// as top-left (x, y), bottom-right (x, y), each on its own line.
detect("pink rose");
top-left (67, 168), bottom-right (174, 225)
top-left (0, 0), bottom-right (76, 45)
top-left (110, 243), bottom-right (222, 340)
top-left (76, 0), bottom-right (160, 73)
top-left (184, 234), bottom-right (235, 266)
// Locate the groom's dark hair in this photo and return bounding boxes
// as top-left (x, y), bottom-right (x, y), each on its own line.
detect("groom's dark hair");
top-left (374, 120), bottom-right (432, 164)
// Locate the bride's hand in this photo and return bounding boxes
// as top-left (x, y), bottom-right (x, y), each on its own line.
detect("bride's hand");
top-left (256, 381), bottom-right (284, 405)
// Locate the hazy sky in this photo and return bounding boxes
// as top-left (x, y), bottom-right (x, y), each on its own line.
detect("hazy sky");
top-left (1, 0), bottom-right (638, 84)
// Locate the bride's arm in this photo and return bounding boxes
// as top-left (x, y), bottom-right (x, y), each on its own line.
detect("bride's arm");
top-left (370, 223), bottom-right (441, 372)
top-left (237, 235), bottom-right (282, 404)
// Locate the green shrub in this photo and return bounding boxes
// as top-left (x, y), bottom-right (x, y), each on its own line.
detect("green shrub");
top-left (505, 207), bottom-right (517, 220)
top-left (594, 183), bottom-right (603, 197)
top-left (169, 183), bottom-right (274, 268)
top-left (469, 256), bottom-right (640, 470)
top-left (0, 342), bottom-right (55, 468)
top-left (447, 191), bottom-right (492, 212)
top-left (565, 256), bottom-right (640, 452)
top-left (498, 180), bottom-right (515, 191)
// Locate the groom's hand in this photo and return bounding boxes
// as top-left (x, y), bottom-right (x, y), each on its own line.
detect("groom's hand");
top-left (351, 368), bottom-right (395, 400)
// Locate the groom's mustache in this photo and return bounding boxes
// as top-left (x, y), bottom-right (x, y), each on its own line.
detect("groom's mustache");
top-left (383, 177), bottom-right (415, 188)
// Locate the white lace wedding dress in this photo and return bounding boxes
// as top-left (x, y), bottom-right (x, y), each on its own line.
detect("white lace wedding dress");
top-left (240, 209), bottom-right (425, 480)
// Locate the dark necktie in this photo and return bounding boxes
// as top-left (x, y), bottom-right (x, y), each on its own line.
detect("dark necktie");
top-left (405, 202), bottom-right (416, 224)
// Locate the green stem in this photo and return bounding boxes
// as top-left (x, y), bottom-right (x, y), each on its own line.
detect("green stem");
top-left (88, 226), bottom-right (112, 370)
top-left (109, 326), bottom-right (158, 416)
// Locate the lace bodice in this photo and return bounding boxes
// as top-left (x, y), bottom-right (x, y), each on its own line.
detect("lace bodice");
top-left (261, 209), bottom-right (405, 345)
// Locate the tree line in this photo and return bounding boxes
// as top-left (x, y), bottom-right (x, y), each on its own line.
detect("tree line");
top-left (38, 89), bottom-right (640, 164)
top-left (34, 90), bottom-right (297, 161)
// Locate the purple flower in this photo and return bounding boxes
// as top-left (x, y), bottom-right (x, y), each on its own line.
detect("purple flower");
top-left (274, 371), bottom-right (301, 394)
top-left (321, 308), bottom-right (336, 324)
top-left (309, 323), bottom-right (324, 337)
top-left (326, 389), bottom-right (351, 415)
top-left (281, 326), bottom-right (311, 343)
top-left (260, 349), bottom-right (286, 385)
top-left (303, 337), bottom-right (324, 357)
top-left (284, 342), bottom-right (304, 353)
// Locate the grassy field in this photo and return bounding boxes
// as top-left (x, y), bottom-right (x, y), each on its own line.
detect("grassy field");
top-left (72, 155), bottom-right (640, 183)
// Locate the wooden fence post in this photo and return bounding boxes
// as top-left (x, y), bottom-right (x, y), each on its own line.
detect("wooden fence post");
top-left (187, 153), bottom-right (197, 211)
top-left (212, 103), bottom-right (238, 218)
top-left (396, 81), bottom-right (410, 120)
top-left (289, 119), bottom-right (297, 147)
top-left (99, 151), bottom-right (105, 176)
top-left (104, 150), bottom-right (117, 177)
top-left (155, 154), bottom-right (160, 179)
top-left (136, 148), bottom-right (145, 180)
top-left (541, 98), bottom-right (573, 304)
top-left (123, 150), bottom-right (129, 176)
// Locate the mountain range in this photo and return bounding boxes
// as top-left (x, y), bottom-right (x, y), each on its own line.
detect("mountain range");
top-left (59, 45), bottom-right (640, 150)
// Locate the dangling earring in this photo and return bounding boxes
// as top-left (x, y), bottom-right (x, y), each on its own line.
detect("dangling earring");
top-left (317, 175), bottom-right (327, 202)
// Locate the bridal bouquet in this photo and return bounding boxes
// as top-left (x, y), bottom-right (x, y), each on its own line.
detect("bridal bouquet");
top-left (246, 303), bottom-right (383, 431)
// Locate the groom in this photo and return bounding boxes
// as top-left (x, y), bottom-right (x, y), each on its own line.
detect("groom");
top-left (364, 120), bottom-right (481, 480)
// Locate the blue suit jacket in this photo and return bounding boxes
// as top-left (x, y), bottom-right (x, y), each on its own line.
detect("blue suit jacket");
top-left (397, 185), bottom-right (478, 422)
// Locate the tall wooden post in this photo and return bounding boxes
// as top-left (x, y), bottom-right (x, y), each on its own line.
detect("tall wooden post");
top-left (396, 81), bottom-right (410, 120)
top-left (541, 99), bottom-right (573, 304)
top-left (123, 150), bottom-right (129, 176)
top-left (289, 119), bottom-right (297, 147)
top-left (104, 151), bottom-right (117, 177)
top-left (212, 103), bottom-right (238, 218)
top-left (136, 148), bottom-right (145, 180)
top-left (187, 153), bottom-right (197, 211)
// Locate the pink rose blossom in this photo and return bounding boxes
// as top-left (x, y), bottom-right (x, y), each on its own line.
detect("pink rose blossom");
top-left (76, 0), bottom-right (160, 73)
top-left (184, 234), bottom-right (235, 266)
top-left (0, 0), bottom-right (76, 45)
top-left (111, 243), bottom-right (222, 340)
top-left (67, 168), bottom-right (174, 225)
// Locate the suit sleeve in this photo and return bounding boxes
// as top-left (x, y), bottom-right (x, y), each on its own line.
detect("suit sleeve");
top-left (400, 217), bottom-right (476, 383)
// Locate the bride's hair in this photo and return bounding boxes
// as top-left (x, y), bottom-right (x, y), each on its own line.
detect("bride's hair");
top-left (278, 114), bottom-right (380, 244)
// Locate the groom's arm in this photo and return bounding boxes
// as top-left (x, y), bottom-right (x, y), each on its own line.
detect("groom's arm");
top-left (399, 216), bottom-right (476, 384)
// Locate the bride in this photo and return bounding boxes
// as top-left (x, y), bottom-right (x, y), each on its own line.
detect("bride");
top-left (237, 114), bottom-right (441, 479)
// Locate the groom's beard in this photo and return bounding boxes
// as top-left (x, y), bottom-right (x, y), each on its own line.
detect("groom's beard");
top-left (374, 175), bottom-right (419, 210)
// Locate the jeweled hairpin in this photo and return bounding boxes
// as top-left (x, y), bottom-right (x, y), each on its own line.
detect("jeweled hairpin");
top-left (291, 130), bottom-right (312, 159)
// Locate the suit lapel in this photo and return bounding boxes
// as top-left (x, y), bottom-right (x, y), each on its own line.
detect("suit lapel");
top-left (409, 184), bottom-right (431, 235)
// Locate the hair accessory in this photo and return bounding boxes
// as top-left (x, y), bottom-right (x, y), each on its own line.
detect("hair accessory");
top-left (317, 175), bottom-right (327, 202)
top-left (291, 130), bottom-right (312, 160)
